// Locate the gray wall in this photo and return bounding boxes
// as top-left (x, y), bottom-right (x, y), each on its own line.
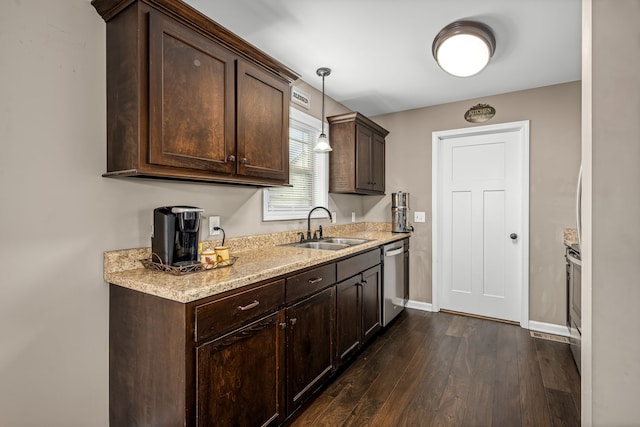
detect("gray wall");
top-left (584, 0), bottom-right (640, 423)
top-left (0, 1), bottom-right (583, 426)
top-left (369, 82), bottom-right (582, 326)
top-left (0, 2), bottom-right (355, 425)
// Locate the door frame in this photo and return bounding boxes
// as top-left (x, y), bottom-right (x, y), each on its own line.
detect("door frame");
top-left (432, 120), bottom-right (530, 328)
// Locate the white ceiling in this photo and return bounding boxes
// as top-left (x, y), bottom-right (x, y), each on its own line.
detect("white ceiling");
top-left (184, 0), bottom-right (582, 116)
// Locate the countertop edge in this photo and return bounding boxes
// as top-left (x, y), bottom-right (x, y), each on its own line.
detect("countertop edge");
top-left (105, 227), bottom-right (410, 303)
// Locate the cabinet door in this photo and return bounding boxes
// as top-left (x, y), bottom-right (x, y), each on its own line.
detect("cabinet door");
top-left (148, 11), bottom-right (236, 174)
top-left (196, 312), bottom-right (285, 427)
top-left (286, 286), bottom-right (335, 413)
top-left (371, 132), bottom-right (386, 193)
top-left (355, 124), bottom-right (373, 191)
top-left (336, 275), bottom-right (362, 366)
top-left (237, 60), bottom-right (290, 182)
top-left (361, 265), bottom-right (381, 343)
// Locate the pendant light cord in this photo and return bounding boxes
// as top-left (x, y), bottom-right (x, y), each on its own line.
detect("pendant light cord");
top-left (321, 73), bottom-right (326, 135)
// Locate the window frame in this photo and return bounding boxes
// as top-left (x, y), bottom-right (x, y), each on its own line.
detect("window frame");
top-left (262, 107), bottom-right (329, 221)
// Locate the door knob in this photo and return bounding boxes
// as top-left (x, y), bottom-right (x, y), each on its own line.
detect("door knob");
top-left (510, 233), bottom-right (518, 240)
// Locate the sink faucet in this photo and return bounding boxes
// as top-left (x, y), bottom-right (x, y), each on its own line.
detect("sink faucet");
top-left (306, 206), bottom-right (332, 241)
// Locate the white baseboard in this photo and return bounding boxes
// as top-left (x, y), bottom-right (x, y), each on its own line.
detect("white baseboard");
top-left (403, 304), bottom-right (569, 338)
top-left (406, 300), bottom-right (434, 312)
top-left (528, 320), bottom-right (570, 337)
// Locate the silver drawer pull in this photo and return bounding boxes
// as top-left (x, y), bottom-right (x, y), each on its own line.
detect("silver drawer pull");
top-left (238, 300), bottom-right (260, 311)
top-left (308, 277), bottom-right (323, 284)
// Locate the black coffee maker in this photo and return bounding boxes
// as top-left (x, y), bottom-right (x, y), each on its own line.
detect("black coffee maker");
top-left (152, 206), bottom-right (204, 266)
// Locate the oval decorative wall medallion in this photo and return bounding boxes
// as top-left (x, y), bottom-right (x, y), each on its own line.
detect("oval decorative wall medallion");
top-left (464, 103), bottom-right (496, 123)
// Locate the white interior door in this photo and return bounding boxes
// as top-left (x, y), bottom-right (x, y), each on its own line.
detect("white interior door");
top-left (433, 121), bottom-right (529, 326)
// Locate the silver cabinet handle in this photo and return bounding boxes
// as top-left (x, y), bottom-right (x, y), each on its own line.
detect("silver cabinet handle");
top-left (290, 318), bottom-right (297, 326)
top-left (240, 157), bottom-right (248, 164)
top-left (237, 300), bottom-right (259, 311)
top-left (308, 277), bottom-right (323, 284)
top-left (227, 155), bottom-right (236, 162)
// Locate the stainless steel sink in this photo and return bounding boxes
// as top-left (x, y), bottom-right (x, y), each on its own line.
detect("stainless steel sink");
top-left (284, 237), bottom-right (371, 251)
top-left (321, 237), bottom-right (370, 245)
top-left (290, 242), bottom-right (350, 250)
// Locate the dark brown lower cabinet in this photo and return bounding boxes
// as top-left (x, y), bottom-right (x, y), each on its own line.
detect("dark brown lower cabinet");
top-left (361, 265), bottom-right (381, 342)
top-left (336, 275), bottom-right (362, 364)
top-left (196, 312), bottom-right (285, 427)
top-left (336, 265), bottom-right (381, 367)
top-left (286, 286), bottom-right (336, 414)
top-left (108, 246), bottom-right (395, 426)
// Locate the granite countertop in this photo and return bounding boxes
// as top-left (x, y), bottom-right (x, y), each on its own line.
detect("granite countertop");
top-left (104, 223), bottom-right (409, 303)
top-left (564, 228), bottom-right (578, 247)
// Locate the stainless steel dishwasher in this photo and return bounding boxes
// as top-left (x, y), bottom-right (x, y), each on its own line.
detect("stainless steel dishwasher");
top-left (382, 240), bottom-right (407, 326)
top-left (566, 243), bottom-right (582, 374)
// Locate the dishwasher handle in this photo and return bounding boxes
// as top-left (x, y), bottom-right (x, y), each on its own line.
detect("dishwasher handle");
top-left (384, 248), bottom-right (404, 257)
top-left (567, 254), bottom-right (581, 266)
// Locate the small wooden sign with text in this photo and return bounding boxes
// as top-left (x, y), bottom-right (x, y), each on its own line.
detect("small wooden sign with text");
top-left (291, 86), bottom-right (311, 109)
top-left (464, 104), bottom-right (496, 123)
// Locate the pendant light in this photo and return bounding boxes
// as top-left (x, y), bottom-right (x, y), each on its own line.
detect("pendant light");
top-left (432, 20), bottom-right (496, 77)
top-left (314, 67), bottom-right (332, 152)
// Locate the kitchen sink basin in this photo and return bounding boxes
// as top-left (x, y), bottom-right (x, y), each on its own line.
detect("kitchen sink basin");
top-left (284, 237), bottom-right (371, 251)
top-left (292, 242), bottom-right (350, 250)
top-left (321, 237), bottom-right (370, 245)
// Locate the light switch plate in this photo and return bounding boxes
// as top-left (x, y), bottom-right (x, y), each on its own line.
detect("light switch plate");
top-left (351, 212), bottom-right (356, 223)
top-left (414, 211), bottom-right (426, 223)
top-left (331, 212), bottom-right (337, 224)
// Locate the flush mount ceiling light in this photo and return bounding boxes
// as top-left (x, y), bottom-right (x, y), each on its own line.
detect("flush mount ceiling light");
top-left (432, 20), bottom-right (496, 77)
top-left (314, 67), bottom-right (332, 152)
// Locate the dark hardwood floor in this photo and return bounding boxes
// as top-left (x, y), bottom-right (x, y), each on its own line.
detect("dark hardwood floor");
top-left (288, 309), bottom-right (580, 427)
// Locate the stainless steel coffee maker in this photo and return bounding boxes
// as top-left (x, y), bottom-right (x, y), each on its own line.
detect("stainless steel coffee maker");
top-left (152, 206), bottom-right (204, 266)
top-left (391, 191), bottom-right (412, 233)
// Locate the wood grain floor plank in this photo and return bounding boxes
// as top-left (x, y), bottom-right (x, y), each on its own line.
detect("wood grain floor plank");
top-left (338, 332), bottom-right (424, 426)
top-left (288, 313), bottom-right (407, 426)
top-left (310, 320), bottom-right (421, 426)
top-left (288, 310), bottom-right (580, 427)
top-left (372, 335), bottom-right (459, 426)
top-left (344, 313), bottom-right (453, 426)
top-left (545, 388), bottom-right (580, 427)
top-left (535, 339), bottom-right (576, 393)
top-left (427, 315), bottom-right (481, 426)
top-left (491, 323), bottom-right (522, 427)
top-left (462, 354), bottom-right (496, 426)
top-left (516, 327), bottom-right (554, 427)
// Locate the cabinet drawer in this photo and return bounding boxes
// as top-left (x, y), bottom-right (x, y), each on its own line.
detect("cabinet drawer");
top-left (337, 248), bottom-right (380, 282)
top-left (286, 263), bottom-right (336, 304)
top-left (195, 279), bottom-right (285, 342)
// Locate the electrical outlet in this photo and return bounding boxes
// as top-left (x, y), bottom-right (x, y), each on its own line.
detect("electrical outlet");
top-left (331, 212), bottom-right (337, 224)
top-left (208, 216), bottom-right (221, 235)
top-left (414, 211), bottom-right (426, 223)
top-left (351, 212), bottom-right (356, 223)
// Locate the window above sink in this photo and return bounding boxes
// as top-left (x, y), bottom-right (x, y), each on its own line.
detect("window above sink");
top-left (263, 108), bottom-right (329, 221)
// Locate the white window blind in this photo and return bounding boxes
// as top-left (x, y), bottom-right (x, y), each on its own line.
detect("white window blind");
top-left (263, 108), bottom-right (328, 221)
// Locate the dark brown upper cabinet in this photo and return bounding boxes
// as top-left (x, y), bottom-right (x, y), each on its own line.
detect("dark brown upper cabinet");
top-left (92, 0), bottom-right (297, 186)
top-left (328, 112), bottom-right (389, 195)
